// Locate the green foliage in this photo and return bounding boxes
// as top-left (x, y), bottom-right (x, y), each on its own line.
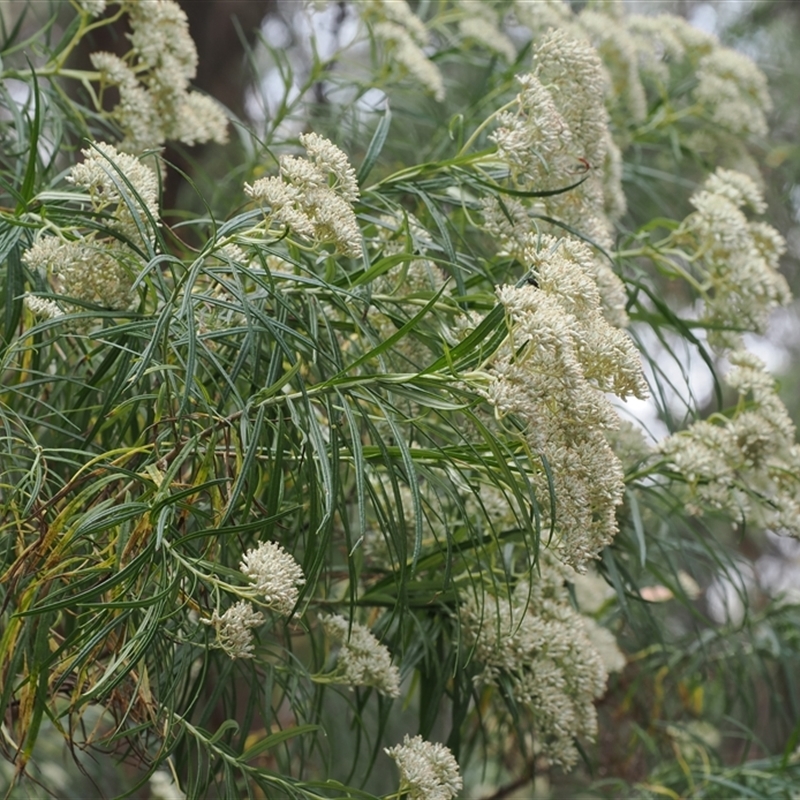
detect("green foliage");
top-left (1, 1), bottom-right (800, 799)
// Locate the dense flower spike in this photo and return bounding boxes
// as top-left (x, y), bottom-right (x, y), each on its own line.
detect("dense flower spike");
top-left (22, 238), bottom-right (139, 312)
top-left (485, 237), bottom-right (647, 568)
top-left (203, 601), bottom-right (264, 659)
top-left (89, 0), bottom-right (228, 151)
top-left (322, 615), bottom-right (401, 697)
top-left (239, 541), bottom-right (305, 615)
top-left (457, 0), bottom-right (516, 62)
top-left (125, 0), bottom-right (198, 81)
top-left (487, 32), bottom-right (619, 249)
top-left (582, 617), bottom-right (626, 674)
top-left (67, 142), bottom-right (159, 240)
top-left (461, 561), bottom-right (609, 770)
top-left (385, 735), bottom-right (462, 800)
top-left (534, 29), bottom-right (609, 167)
top-left (579, 9), bottom-right (648, 124)
top-left (21, 142), bottom-right (158, 315)
top-left (298, 132), bottom-right (360, 204)
top-left (91, 52), bottom-right (163, 152)
top-left (373, 22), bottom-right (445, 102)
top-left (23, 294), bottom-right (63, 320)
top-left (364, 0), bottom-right (429, 44)
top-left (245, 133), bottom-right (362, 256)
top-left (694, 47), bottom-right (772, 138)
top-left (363, 0), bottom-right (445, 100)
top-left (489, 73), bottom-right (575, 188)
top-left (681, 168), bottom-right (789, 349)
top-left (659, 351), bottom-right (800, 536)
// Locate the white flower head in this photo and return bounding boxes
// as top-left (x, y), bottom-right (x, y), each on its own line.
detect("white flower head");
top-left (486, 235), bottom-right (648, 569)
top-left (704, 168), bottom-right (766, 214)
top-left (245, 137), bottom-right (362, 257)
top-left (373, 22), bottom-right (445, 102)
top-left (693, 46), bottom-right (772, 138)
top-left (24, 293), bottom-right (63, 320)
top-left (385, 735), bottom-right (462, 800)
top-left (90, 52), bottom-right (164, 152)
top-left (89, 3), bottom-right (227, 150)
top-left (22, 236), bottom-right (139, 313)
top-left (659, 346), bottom-right (800, 536)
top-left (126, 0), bottom-right (198, 81)
top-left (299, 132), bottom-right (360, 203)
top-left (365, 0), bottom-right (429, 46)
top-left (685, 169), bottom-right (790, 347)
top-left (581, 617), bottom-right (626, 674)
top-left (239, 541), bottom-right (305, 616)
top-left (461, 566), bottom-right (609, 769)
top-left (305, 188), bottom-right (363, 257)
top-left (172, 92), bottom-right (229, 146)
top-left (203, 600), bottom-right (264, 659)
top-left (78, 0), bottom-right (107, 17)
top-left (244, 176), bottom-right (316, 239)
top-left (67, 142), bottom-right (159, 240)
top-left (323, 615), bottom-right (401, 697)
top-left (458, 16), bottom-right (516, 63)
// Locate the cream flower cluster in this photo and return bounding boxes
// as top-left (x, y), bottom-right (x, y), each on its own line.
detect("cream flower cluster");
top-left (245, 133), bottom-right (361, 257)
top-left (323, 615), bottom-right (401, 697)
top-left (489, 73), bottom-right (575, 190)
top-left (481, 201), bottom-right (630, 328)
top-left (535, 29), bottom-right (618, 246)
top-left (78, 0), bottom-right (107, 16)
top-left (23, 294), bottom-right (63, 320)
top-left (488, 30), bottom-right (620, 249)
top-left (680, 168), bottom-right (789, 350)
top-left (204, 542), bottom-right (305, 659)
top-left (22, 143), bottom-right (157, 315)
top-left (461, 561), bottom-right (609, 770)
top-left (507, 2), bottom-right (771, 165)
top-left (385, 735), bottom-right (462, 800)
top-left (67, 143), bottom-right (159, 240)
top-left (364, 0), bottom-right (445, 101)
top-left (534, 28), bottom-right (609, 172)
top-left (240, 541), bottom-right (305, 616)
top-left (615, 12), bottom-right (770, 141)
top-left (89, 1), bottom-right (228, 152)
top-left (581, 616), bottom-right (627, 675)
top-left (23, 237), bottom-right (139, 314)
top-left (694, 47), bottom-right (772, 138)
top-left (456, 1), bottom-right (516, 63)
top-left (511, 0), bottom-right (573, 35)
top-left (578, 9), bottom-right (648, 124)
top-left (486, 238), bottom-right (647, 568)
top-left (204, 600), bottom-right (264, 660)
top-left (659, 350), bottom-right (800, 537)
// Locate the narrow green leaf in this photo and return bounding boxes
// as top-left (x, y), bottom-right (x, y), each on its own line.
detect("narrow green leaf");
top-left (357, 103), bottom-right (392, 185)
top-left (627, 488), bottom-right (647, 568)
top-left (241, 724), bottom-right (320, 761)
top-left (16, 61), bottom-right (41, 213)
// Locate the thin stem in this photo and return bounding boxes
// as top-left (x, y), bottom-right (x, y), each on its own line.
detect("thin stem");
top-left (48, 6), bottom-right (126, 73)
top-left (456, 97), bottom-right (517, 157)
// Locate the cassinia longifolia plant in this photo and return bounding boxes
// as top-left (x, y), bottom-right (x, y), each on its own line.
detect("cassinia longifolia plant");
top-left (2, 0), bottom-right (800, 797)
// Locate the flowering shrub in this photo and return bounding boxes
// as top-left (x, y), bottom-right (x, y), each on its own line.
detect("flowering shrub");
top-left (2, 1), bottom-right (800, 798)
